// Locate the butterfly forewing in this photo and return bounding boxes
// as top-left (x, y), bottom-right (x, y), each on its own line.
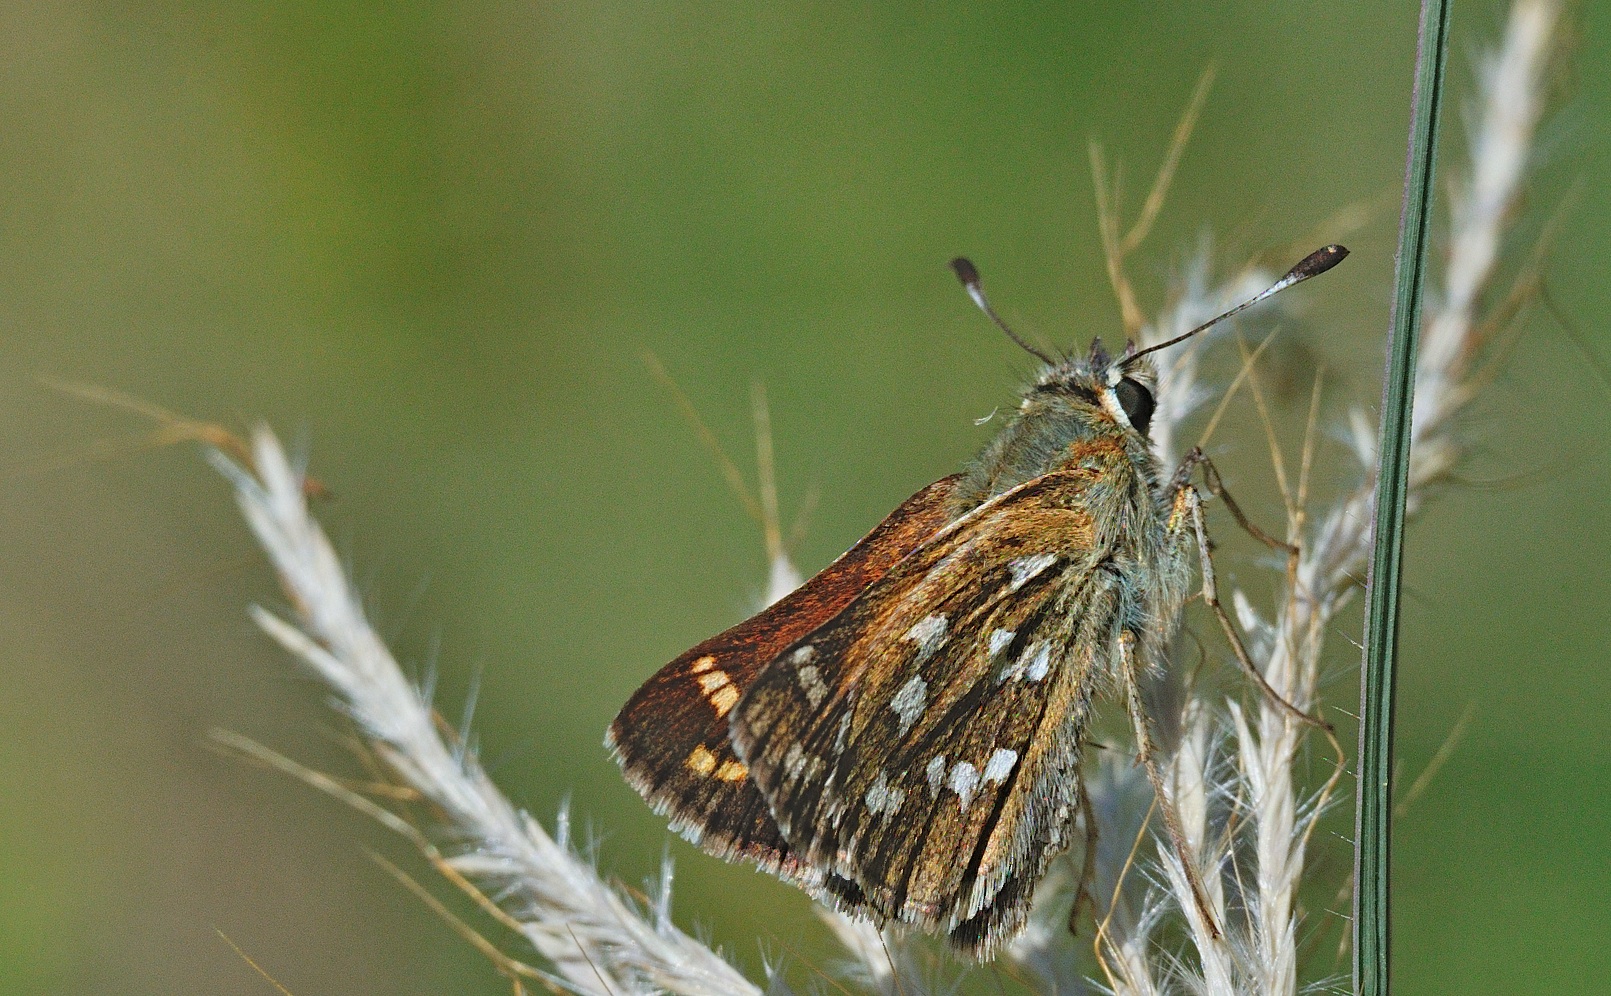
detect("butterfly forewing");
top-left (731, 468), bottom-right (1125, 954)
top-left (610, 247), bottom-right (1349, 955)
top-left (606, 475), bottom-right (963, 890)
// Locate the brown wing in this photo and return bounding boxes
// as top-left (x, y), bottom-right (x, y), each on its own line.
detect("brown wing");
top-left (730, 468), bottom-right (1121, 956)
top-left (606, 475), bottom-right (963, 894)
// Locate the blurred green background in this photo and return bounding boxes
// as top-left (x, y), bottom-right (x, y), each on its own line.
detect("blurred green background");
top-left (1, 1), bottom-right (1606, 992)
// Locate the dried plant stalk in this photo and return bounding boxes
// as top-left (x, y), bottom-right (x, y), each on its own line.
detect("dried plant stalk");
top-left (213, 436), bottom-right (763, 996)
top-left (1081, 3), bottom-right (1562, 994)
top-left (206, 2), bottom-right (1560, 993)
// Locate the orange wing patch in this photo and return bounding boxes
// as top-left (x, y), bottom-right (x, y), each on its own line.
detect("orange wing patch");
top-left (606, 475), bottom-right (965, 895)
top-left (685, 745), bottom-right (718, 775)
top-left (693, 663), bottom-right (742, 717)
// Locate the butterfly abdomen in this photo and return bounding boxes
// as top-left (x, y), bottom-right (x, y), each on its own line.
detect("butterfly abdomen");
top-left (614, 247), bottom-right (1347, 957)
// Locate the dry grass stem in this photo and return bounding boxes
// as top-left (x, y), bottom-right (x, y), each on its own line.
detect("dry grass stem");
top-left (207, 3), bottom-right (1559, 992)
top-left (213, 433), bottom-right (763, 996)
top-left (1081, 3), bottom-right (1563, 994)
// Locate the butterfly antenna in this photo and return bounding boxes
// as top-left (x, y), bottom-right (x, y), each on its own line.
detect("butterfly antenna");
top-left (1130, 244), bottom-right (1350, 362)
top-left (949, 257), bottom-right (1056, 365)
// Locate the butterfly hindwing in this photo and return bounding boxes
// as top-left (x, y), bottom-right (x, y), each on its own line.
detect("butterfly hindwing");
top-left (731, 468), bottom-right (1126, 954)
top-left (606, 475), bottom-right (963, 891)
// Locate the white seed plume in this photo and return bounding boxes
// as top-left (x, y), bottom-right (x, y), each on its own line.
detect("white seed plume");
top-left (214, 431), bottom-right (759, 996)
top-left (210, 5), bottom-right (1560, 993)
top-left (1065, 5), bottom-right (1565, 995)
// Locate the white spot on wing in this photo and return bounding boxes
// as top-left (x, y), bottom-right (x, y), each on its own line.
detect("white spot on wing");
top-left (983, 747), bottom-right (1019, 784)
top-left (903, 614), bottom-right (948, 661)
top-left (789, 645), bottom-right (817, 665)
top-left (785, 743), bottom-right (824, 783)
top-left (889, 675), bottom-right (927, 736)
top-left (834, 709), bottom-right (853, 751)
top-left (796, 664), bottom-right (828, 707)
top-left (988, 628), bottom-right (1016, 656)
top-left (864, 771), bottom-right (888, 811)
top-left (1008, 553), bottom-right (1058, 591)
top-left (999, 640), bottom-right (1048, 683)
top-left (948, 760), bottom-right (980, 811)
top-left (864, 770), bottom-right (905, 819)
top-left (784, 743), bottom-right (807, 779)
top-left (926, 755), bottom-right (947, 796)
top-left (1024, 643), bottom-right (1052, 682)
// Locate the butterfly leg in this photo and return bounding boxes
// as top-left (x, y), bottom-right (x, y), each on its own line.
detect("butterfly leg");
top-left (1117, 629), bottom-right (1222, 940)
top-left (1172, 446), bottom-right (1298, 564)
top-left (1173, 470), bottom-right (1350, 875)
top-left (1066, 779), bottom-right (1100, 938)
top-left (1177, 483), bottom-right (1334, 733)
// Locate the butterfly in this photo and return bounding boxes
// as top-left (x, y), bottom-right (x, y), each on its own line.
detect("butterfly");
top-left (607, 246), bottom-right (1347, 957)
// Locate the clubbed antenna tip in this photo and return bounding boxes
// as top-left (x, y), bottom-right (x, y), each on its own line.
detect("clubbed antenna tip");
top-left (949, 256), bottom-right (1055, 365)
top-left (1131, 243), bottom-right (1351, 361)
top-left (1287, 244), bottom-right (1349, 282)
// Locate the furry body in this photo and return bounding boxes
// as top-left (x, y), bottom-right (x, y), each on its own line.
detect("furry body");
top-left (611, 342), bottom-right (1196, 955)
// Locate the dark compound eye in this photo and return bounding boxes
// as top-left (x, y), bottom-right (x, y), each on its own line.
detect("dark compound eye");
top-left (1114, 377), bottom-right (1155, 434)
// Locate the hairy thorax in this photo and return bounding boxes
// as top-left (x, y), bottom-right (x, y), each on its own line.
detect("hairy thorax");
top-left (953, 383), bottom-right (1186, 681)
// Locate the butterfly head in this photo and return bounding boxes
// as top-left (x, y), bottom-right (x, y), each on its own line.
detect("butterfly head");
top-left (949, 246), bottom-right (1347, 508)
top-left (1029, 337), bottom-right (1159, 437)
top-left (951, 244), bottom-right (1350, 455)
top-left (953, 338), bottom-right (1163, 509)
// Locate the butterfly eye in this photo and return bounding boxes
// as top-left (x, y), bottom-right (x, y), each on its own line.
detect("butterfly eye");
top-left (1114, 378), bottom-right (1155, 434)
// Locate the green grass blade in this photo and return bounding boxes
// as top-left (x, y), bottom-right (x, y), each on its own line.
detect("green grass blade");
top-left (1354, 2), bottom-right (1454, 995)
